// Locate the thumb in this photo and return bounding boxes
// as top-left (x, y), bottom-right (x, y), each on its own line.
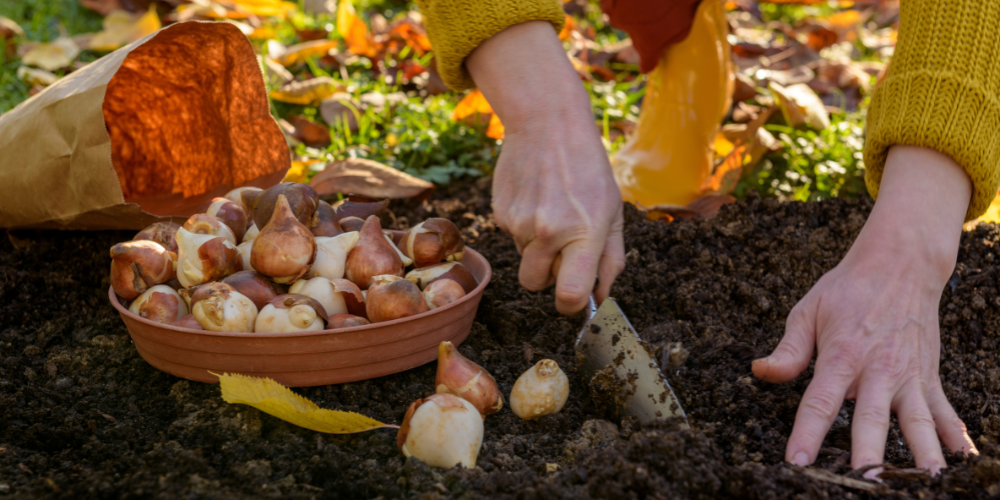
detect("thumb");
top-left (753, 302), bottom-right (816, 383)
top-left (552, 239), bottom-right (602, 315)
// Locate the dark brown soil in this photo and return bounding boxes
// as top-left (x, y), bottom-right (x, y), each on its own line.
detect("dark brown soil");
top-left (3, 181), bottom-right (1000, 499)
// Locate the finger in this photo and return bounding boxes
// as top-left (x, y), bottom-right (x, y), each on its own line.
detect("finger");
top-left (553, 238), bottom-right (603, 315)
top-left (594, 225), bottom-right (625, 306)
top-left (927, 383), bottom-right (978, 456)
top-left (518, 240), bottom-right (557, 292)
top-left (785, 354), bottom-right (855, 465)
top-left (895, 382), bottom-right (946, 474)
top-left (850, 377), bottom-right (893, 470)
top-left (753, 303), bottom-right (816, 383)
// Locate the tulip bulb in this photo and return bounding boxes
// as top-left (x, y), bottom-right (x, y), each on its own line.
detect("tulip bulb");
top-left (129, 285), bottom-right (188, 324)
top-left (424, 279), bottom-right (466, 310)
top-left (133, 222), bottom-right (181, 253)
top-left (332, 195), bottom-right (388, 221)
top-left (190, 282), bottom-right (258, 332)
top-left (310, 200), bottom-right (344, 237)
top-left (222, 270), bottom-right (283, 310)
top-left (310, 231), bottom-right (360, 280)
top-left (289, 277), bottom-right (348, 316)
top-left (175, 228), bottom-right (241, 288)
top-left (406, 262), bottom-right (478, 293)
top-left (366, 277), bottom-right (428, 323)
top-left (435, 341), bottom-right (502, 417)
top-left (328, 313), bottom-right (370, 328)
top-left (237, 240), bottom-right (254, 272)
top-left (110, 240), bottom-right (177, 300)
top-left (255, 294), bottom-right (328, 333)
top-left (206, 197), bottom-right (249, 243)
top-left (243, 182), bottom-right (319, 229)
top-left (332, 278), bottom-right (367, 318)
top-left (225, 186), bottom-right (262, 213)
top-left (182, 214), bottom-right (237, 245)
top-left (400, 218), bottom-right (465, 267)
top-left (251, 194), bottom-right (317, 284)
top-left (396, 393), bottom-right (484, 469)
top-left (386, 234), bottom-right (413, 266)
top-left (345, 216), bottom-right (404, 289)
top-left (170, 315), bottom-right (203, 330)
top-left (243, 223), bottom-right (260, 244)
top-left (510, 359), bottom-right (570, 420)
top-left (339, 216), bottom-right (364, 232)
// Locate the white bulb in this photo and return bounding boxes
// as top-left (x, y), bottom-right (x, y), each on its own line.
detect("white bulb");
top-left (400, 394), bottom-right (483, 469)
top-left (311, 232), bottom-right (360, 280)
top-left (289, 277), bottom-right (347, 316)
top-left (510, 359), bottom-right (569, 420)
top-left (255, 303), bottom-right (325, 333)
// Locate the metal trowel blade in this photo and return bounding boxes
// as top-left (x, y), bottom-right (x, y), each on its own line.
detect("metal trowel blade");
top-left (575, 297), bottom-right (688, 426)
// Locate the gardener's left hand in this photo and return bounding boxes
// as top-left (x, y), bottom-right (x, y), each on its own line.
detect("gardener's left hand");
top-left (753, 146), bottom-right (978, 475)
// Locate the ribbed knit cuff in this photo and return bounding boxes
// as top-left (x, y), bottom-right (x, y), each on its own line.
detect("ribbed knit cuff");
top-left (864, 71), bottom-right (1000, 221)
top-left (416, 0), bottom-right (565, 91)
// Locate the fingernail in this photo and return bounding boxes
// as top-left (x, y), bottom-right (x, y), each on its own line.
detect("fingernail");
top-left (929, 464), bottom-right (944, 477)
top-left (752, 357), bottom-right (769, 367)
top-left (791, 451), bottom-right (809, 466)
top-left (863, 467), bottom-right (883, 482)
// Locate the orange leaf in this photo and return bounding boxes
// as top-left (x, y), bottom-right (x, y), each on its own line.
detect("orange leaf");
top-left (701, 144), bottom-right (747, 194)
top-left (452, 90), bottom-right (493, 120)
top-left (558, 14), bottom-right (576, 41)
top-left (388, 22), bottom-right (431, 55)
top-left (486, 113), bottom-right (505, 140)
top-left (337, 0), bottom-right (376, 57)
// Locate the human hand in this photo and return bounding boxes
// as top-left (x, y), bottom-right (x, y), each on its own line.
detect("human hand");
top-left (753, 146), bottom-right (978, 475)
top-left (467, 22), bottom-right (625, 314)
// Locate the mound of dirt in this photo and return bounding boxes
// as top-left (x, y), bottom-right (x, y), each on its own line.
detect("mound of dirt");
top-left (2, 182), bottom-right (999, 498)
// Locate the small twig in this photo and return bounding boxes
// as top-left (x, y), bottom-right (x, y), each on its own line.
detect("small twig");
top-left (800, 468), bottom-right (886, 493)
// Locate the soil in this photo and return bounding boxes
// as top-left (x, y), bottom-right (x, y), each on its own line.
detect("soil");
top-left (3, 181), bottom-right (1000, 499)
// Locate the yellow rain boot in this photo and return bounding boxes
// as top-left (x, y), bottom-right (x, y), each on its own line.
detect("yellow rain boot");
top-left (611, 0), bottom-right (733, 208)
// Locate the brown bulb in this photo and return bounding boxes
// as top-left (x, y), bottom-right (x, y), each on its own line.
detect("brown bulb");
top-left (310, 200), bottom-right (344, 237)
top-left (344, 216), bottom-right (404, 289)
top-left (251, 194), bottom-right (317, 284)
top-left (110, 240), bottom-right (177, 300)
top-left (206, 197), bottom-right (249, 243)
top-left (332, 278), bottom-right (367, 319)
top-left (170, 314), bottom-right (203, 330)
top-left (327, 313), bottom-right (370, 329)
top-left (339, 216), bottom-right (364, 232)
top-left (424, 279), bottom-right (466, 309)
top-left (133, 222), bottom-right (181, 253)
top-left (399, 218), bottom-right (465, 267)
top-left (129, 285), bottom-right (188, 324)
top-left (435, 341), bottom-right (503, 417)
top-left (243, 182), bottom-right (319, 229)
top-left (366, 278), bottom-right (428, 323)
top-left (221, 270), bottom-right (284, 310)
top-left (406, 262), bottom-right (478, 293)
top-left (332, 195), bottom-right (388, 221)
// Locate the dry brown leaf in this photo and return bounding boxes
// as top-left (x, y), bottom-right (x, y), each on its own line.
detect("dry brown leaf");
top-left (22, 37), bottom-right (80, 71)
top-left (286, 114), bottom-right (331, 148)
top-left (310, 158), bottom-right (434, 200)
top-left (89, 9), bottom-right (161, 52)
top-left (277, 39), bottom-right (338, 66)
top-left (770, 82), bottom-right (830, 130)
top-left (269, 77), bottom-right (343, 105)
top-left (320, 93), bottom-right (360, 131)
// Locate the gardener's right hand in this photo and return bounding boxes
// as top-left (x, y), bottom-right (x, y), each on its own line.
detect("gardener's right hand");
top-left (467, 21), bottom-right (626, 315)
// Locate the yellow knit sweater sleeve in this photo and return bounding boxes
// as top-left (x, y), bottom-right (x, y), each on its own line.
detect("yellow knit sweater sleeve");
top-left (864, 0), bottom-right (1000, 221)
top-left (415, 0), bottom-right (566, 90)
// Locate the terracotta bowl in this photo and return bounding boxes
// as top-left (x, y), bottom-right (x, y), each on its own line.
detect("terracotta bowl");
top-left (109, 249), bottom-right (492, 387)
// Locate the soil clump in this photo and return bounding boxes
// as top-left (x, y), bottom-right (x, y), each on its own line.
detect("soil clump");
top-left (2, 182), bottom-right (1000, 498)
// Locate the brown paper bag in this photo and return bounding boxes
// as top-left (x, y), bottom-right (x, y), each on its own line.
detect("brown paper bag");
top-left (0, 21), bottom-right (289, 230)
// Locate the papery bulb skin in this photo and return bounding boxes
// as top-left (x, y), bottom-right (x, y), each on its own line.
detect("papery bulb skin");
top-left (182, 214), bottom-right (237, 245)
top-left (206, 197), bottom-right (249, 243)
top-left (338, 216), bottom-right (364, 232)
top-left (510, 359), bottom-right (570, 420)
top-left (332, 278), bottom-right (367, 319)
top-left (225, 186), bottom-right (262, 213)
top-left (289, 277), bottom-right (347, 317)
top-left (366, 278), bottom-right (428, 323)
top-left (254, 294), bottom-right (328, 333)
top-left (237, 241), bottom-right (254, 272)
top-left (311, 232), bottom-right (360, 280)
top-left (129, 284), bottom-right (188, 324)
top-left (190, 282), bottom-right (258, 332)
top-left (133, 222), bottom-right (181, 253)
top-left (244, 182), bottom-right (319, 229)
top-left (327, 313), bottom-right (370, 328)
top-left (221, 270), bottom-right (283, 310)
top-left (332, 195), bottom-right (388, 221)
top-left (396, 393), bottom-right (484, 469)
top-left (345, 216), bottom-right (404, 289)
top-left (110, 240), bottom-right (177, 300)
top-left (251, 194), bottom-right (317, 284)
top-left (386, 234), bottom-right (413, 266)
top-left (384, 229), bottom-right (406, 246)
top-left (435, 341), bottom-right (503, 417)
top-left (405, 262), bottom-right (478, 293)
top-left (170, 314), bottom-right (203, 330)
top-left (400, 218), bottom-right (465, 267)
top-left (175, 227), bottom-right (242, 288)
top-left (424, 279), bottom-right (466, 310)
top-left (311, 200), bottom-right (344, 237)
top-left (243, 224), bottom-right (260, 244)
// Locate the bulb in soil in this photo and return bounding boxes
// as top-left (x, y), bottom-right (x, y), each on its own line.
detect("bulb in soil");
top-left (133, 222), bottom-right (181, 253)
top-left (344, 216), bottom-right (404, 289)
top-left (396, 393), bottom-right (483, 469)
top-left (242, 182), bottom-right (319, 229)
top-left (251, 194), bottom-right (317, 284)
top-left (225, 186), bottom-right (262, 213)
top-left (206, 197), bottom-right (249, 243)
top-left (289, 276), bottom-right (349, 316)
top-left (435, 341), bottom-right (503, 417)
top-left (310, 200), bottom-right (344, 237)
top-left (110, 240), bottom-right (177, 300)
top-left (327, 313), bottom-right (370, 328)
top-left (255, 294), bottom-right (328, 333)
top-left (175, 228), bottom-right (241, 288)
top-left (399, 218), bottom-right (465, 267)
top-left (510, 359), bottom-right (569, 420)
top-left (190, 282), bottom-right (258, 332)
top-left (424, 279), bottom-right (466, 309)
top-left (169, 314), bottom-right (203, 330)
top-left (221, 270), bottom-right (283, 311)
top-left (128, 284), bottom-right (188, 324)
top-left (366, 277), bottom-right (428, 323)
top-left (405, 262), bottom-right (478, 293)
top-left (311, 231), bottom-right (360, 280)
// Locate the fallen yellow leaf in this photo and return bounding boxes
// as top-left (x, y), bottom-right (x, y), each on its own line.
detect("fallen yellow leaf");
top-left (89, 9), bottom-right (161, 52)
top-left (269, 77), bottom-right (343, 105)
top-left (337, 0), bottom-right (376, 57)
top-left (22, 37), bottom-right (79, 71)
top-left (215, 372), bottom-right (395, 433)
top-left (713, 132), bottom-right (735, 158)
top-left (277, 39), bottom-right (339, 66)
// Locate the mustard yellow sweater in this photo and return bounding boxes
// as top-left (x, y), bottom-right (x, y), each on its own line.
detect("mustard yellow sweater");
top-left (418, 0), bottom-right (1000, 220)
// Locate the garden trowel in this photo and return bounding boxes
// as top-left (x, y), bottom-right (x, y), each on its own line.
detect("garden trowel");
top-left (576, 295), bottom-right (689, 426)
